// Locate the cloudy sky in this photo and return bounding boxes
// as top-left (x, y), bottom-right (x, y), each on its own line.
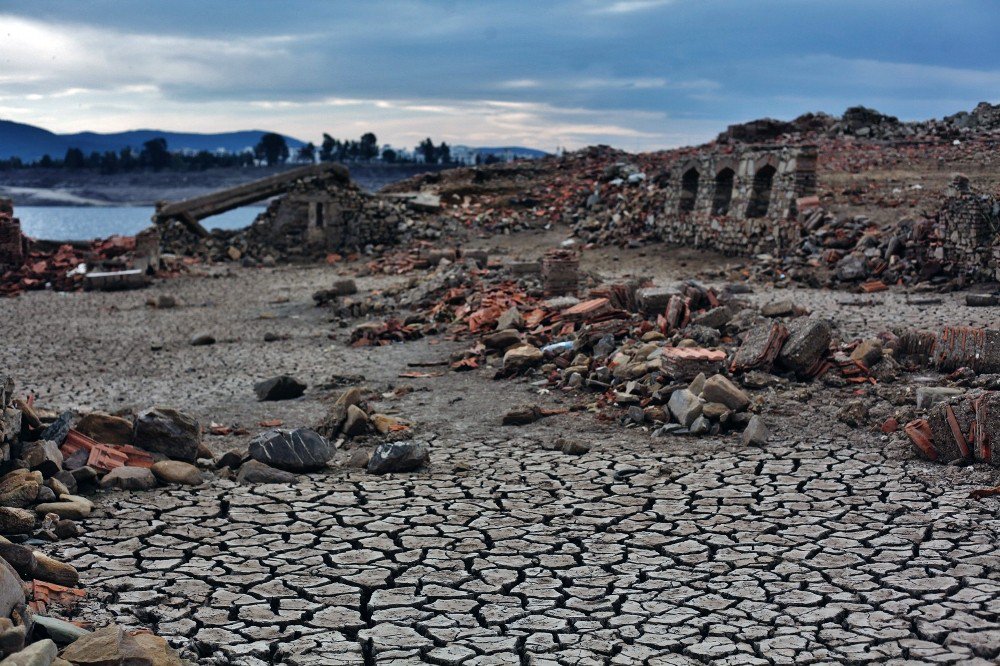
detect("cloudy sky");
top-left (0, 0), bottom-right (998, 152)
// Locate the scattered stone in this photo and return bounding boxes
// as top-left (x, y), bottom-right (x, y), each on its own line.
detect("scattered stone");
top-left (344, 448), bottom-right (371, 469)
top-left (761, 300), bottom-right (796, 317)
top-left (367, 441), bottom-right (430, 474)
top-left (341, 405), bottom-right (370, 437)
top-left (75, 413), bottom-right (132, 446)
top-left (496, 307), bottom-right (524, 331)
top-left (483, 329), bottom-right (521, 351)
top-left (215, 450), bottom-right (245, 470)
top-left (0, 508), bottom-right (34, 534)
top-left (38, 413), bottom-right (72, 447)
top-left (133, 407), bottom-right (200, 462)
top-left (236, 460), bottom-right (298, 484)
top-left (34, 496), bottom-right (92, 521)
top-left (0, 639), bottom-right (56, 666)
top-left (253, 375), bottom-right (306, 401)
top-left (741, 415), bottom-right (769, 445)
top-left (248, 428), bottom-right (332, 473)
top-left (315, 388), bottom-right (364, 438)
top-left (98, 466), bottom-right (157, 491)
top-left (20, 441), bottom-right (62, 478)
top-left (330, 279), bottom-right (358, 296)
top-left (701, 374), bottom-right (750, 412)
top-left (0, 560), bottom-right (23, 620)
top-left (667, 389), bottom-right (703, 427)
top-left (558, 439), bottom-right (590, 455)
top-left (32, 552), bottom-right (78, 588)
top-left (778, 318), bottom-right (832, 377)
top-left (851, 339), bottom-right (883, 367)
top-left (189, 333), bottom-right (216, 346)
top-left (0, 617), bottom-right (24, 657)
top-left (150, 461), bottom-right (203, 486)
top-left (33, 616), bottom-right (90, 646)
top-left (966, 293), bottom-right (1000, 306)
top-left (0, 472), bottom-right (41, 509)
top-left (502, 344), bottom-right (543, 372)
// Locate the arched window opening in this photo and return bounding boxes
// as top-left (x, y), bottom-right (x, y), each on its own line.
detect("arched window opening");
top-left (711, 168), bottom-right (735, 215)
top-left (746, 165), bottom-right (777, 218)
top-left (679, 168), bottom-right (699, 213)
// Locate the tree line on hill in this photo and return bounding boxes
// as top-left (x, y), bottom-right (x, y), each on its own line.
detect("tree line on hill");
top-left (0, 132), bottom-right (464, 172)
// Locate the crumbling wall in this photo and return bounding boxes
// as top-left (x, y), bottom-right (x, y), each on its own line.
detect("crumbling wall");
top-left (936, 175), bottom-right (1000, 281)
top-left (656, 145), bottom-right (818, 255)
top-left (0, 199), bottom-right (25, 271)
top-left (242, 175), bottom-right (404, 258)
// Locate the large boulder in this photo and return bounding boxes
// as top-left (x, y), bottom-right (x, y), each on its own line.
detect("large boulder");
top-left (132, 408), bottom-right (200, 462)
top-left (248, 429), bottom-right (331, 473)
top-left (367, 441), bottom-right (430, 475)
top-left (254, 375), bottom-right (306, 402)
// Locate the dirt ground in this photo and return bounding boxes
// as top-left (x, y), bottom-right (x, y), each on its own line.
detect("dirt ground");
top-left (5, 229), bottom-right (1000, 664)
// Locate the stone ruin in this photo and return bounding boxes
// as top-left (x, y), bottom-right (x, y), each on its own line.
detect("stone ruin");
top-left (932, 174), bottom-right (1000, 281)
top-left (654, 144), bottom-right (818, 255)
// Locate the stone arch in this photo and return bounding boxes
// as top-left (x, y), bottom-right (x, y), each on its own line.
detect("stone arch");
top-left (712, 167), bottom-right (735, 215)
top-left (745, 164), bottom-right (777, 218)
top-left (679, 166), bottom-right (700, 213)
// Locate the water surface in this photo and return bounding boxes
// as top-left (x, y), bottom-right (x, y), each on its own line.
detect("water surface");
top-left (14, 206), bottom-right (261, 240)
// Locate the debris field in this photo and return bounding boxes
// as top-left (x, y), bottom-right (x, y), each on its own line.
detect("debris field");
top-left (0, 104), bottom-right (998, 665)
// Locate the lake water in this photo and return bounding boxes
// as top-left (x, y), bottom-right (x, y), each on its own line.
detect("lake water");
top-left (14, 206), bottom-right (263, 240)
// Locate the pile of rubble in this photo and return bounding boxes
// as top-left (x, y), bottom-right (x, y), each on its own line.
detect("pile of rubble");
top-left (0, 201), bottom-right (157, 298)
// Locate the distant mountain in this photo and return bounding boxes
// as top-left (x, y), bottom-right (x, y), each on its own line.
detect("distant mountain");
top-left (0, 119), bottom-right (306, 160)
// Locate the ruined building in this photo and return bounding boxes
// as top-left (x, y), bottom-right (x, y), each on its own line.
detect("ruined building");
top-left (933, 175), bottom-right (1000, 281)
top-left (655, 144), bottom-right (818, 255)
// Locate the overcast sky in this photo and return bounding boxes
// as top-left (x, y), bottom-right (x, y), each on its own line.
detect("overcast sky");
top-left (1, 0), bottom-right (998, 152)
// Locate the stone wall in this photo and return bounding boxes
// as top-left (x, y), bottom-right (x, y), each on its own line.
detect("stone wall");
top-left (935, 175), bottom-right (1000, 281)
top-left (246, 174), bottom-right (404, 257)
top-left (655, 145), bottom-right (818, 255)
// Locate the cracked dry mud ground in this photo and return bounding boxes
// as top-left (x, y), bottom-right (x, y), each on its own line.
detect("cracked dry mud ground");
top-left (1, 241), bottom-right (999, 665)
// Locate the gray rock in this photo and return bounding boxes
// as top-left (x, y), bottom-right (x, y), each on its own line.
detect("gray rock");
top-left (778, 318), bottom-right (832, 377)
top-left (689, 416), bottom-right (710, 435)
top-left (253, 375), bottom-right (306, 401)
top-left (0, 638), bottom-right (56, 666)
top-left (133, 407), bottom-right (200, 462)
top-left (32, 616), bottom-right (90, 646)
top-left (248, 428), bottom-right (331, 472)
top-left (367, 441), bottom-right (430, 474)
top-left (835, 253), bottom-right (869, 281)
top-left (667, 389), bottom-right (703, 427)
top-left (0, 559), bottom-right (23, 623)
top-left (690, 306), bottom-right (732, 330)
top-left (20, 441), bottom-right (62, 478)
top-left (741, 415), bottom-right (769, 446)
top-left (236, 460), bottom-right (299, 484)
top-left (190, 333), bottom-right (216, 346)
top-left (98, 466), bottom-right (156, 491)
top-left (701, 375), bottom-right (750, 412)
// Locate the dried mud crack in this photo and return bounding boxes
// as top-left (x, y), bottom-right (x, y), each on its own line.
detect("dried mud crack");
top-left (46, 419), bottom-right (1000, 665)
